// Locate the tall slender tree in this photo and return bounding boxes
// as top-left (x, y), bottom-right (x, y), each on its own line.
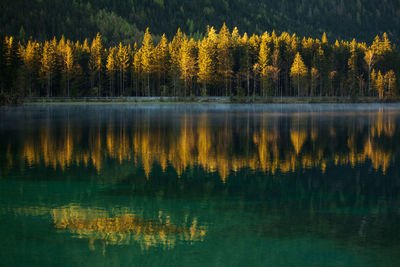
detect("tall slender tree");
top-left (88, 33), bottom-right (103, 95)
top-left (117, 42), bottom-right (130, 95)
top-left (290, 52), bottom-right (308, 96)
top-left (106, 47), bottom-right (117, 96)
top-left (40, 40), bottom-right (57, 97)
top-left (141, 28), bottom-right (154, 97)
top-left (217, 23), bottom-right (234, 96)
top-left (347, 39), bottom-right (359, 97)
top-left (179, 38), bottom-right (198, 97)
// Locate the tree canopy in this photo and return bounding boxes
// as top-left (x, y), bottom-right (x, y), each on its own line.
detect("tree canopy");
top-left (0, 26), bottom-right (399, 99)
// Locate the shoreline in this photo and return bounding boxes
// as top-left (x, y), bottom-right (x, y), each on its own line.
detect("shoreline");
top-left (24, 96), bottom-right (400, 104)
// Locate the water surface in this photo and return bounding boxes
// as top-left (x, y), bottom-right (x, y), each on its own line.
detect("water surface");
top-left (1, 103), bottom-right (400, 266)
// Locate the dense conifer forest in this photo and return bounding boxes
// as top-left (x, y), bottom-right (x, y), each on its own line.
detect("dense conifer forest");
top-left (0, 25), bottom-right (398, 99)
top-left (1, 0), bottom-right (399, 45)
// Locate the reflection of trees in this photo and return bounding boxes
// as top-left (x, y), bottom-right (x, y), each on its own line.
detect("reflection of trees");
top-left (290, 116), bottom-right (308, 155)
top-left (51, 205), bottom-right (206, 250)
top-left (1, 107), bottom-right (400, 264)
top-left (2, 108), bottom-right (399, 181)
top-left (1, 204), bottom-right (206, 251)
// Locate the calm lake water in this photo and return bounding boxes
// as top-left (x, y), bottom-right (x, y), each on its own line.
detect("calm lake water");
top-left (1, 103), bottom-right (400, 266)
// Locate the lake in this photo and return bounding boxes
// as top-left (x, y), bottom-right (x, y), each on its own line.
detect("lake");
top-left (0, 103), bottom-right (399, 266)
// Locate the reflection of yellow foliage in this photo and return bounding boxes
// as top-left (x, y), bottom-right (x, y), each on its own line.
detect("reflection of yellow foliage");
top-left (371, 110), bottom-right (396, 138)
top-left (51, 205), bottom-right (206, 250)
top-left (197, 114), bottom-right (215, 173)
top-left (1, 205), bottom-right (206, 251)
top-left (290, 128), bottom-right (307, 155)
top-left (12, 111), bottom-right (398, 182)
top-left (311, 127), bottom-right (318, 141)
top-left (363, 139), bottom-right (391, 173)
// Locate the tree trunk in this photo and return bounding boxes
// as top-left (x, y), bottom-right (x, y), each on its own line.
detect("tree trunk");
top-left (147, 73), bottom-right (150, 97)
top-left (297, 73), bottom-right (300, 97)
top-left (247, 71), bottom-right (250, 97)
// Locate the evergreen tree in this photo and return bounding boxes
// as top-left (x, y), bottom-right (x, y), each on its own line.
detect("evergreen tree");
top-left (376, 71), bottom-right (385, 99)
top-left (88, 33), bottom-right (103, 95)
top-left (347, 39), bottom-right (359, 97)
top-left (141, 28), bottom-right (154, 96)
top-left (249, 34), bottom-right (261, 97)
top-left (169, 28), bottom-right (184, 97)
top-left (179, 38), bottom-right (197, 97)
top-left (217, 23), bottom-right (234, 96)
top-left (310, 67), bottom-right (320, 97)
top-left (385, 70), bottom-right (396, 98)
top-left (133, 48), bottom-right (143, 96)
top-left (3, 36), bottom-right (20, 95)
top-left (259, 32), bottom-right (272, 96)
top-left (63, 44), bottom-right (74, 96)
top-left (328, 70), bottom-right (337, 96)
top-left (290, 52), bottom-right (308, 96)
top-left (198, 27), bottom-right (217, 96)
top-left (370, 69), bottom-right (377, 96)
top-left (237, 33), bottom-right (251, 96)
top-left (364, 49), bottom-right (375, 93)
top-left (154, 34), bottom-right (170, 94)
top-left (116, 42), bottom-right (130, 95)
top-left (106, 47), bottom-right (117, 96)
top-left (18, 40), bottom-right (39, 96)
top-left (270, 48), bottom-right (281, 96)
top-left (40, 40), bottom-right (57, 97)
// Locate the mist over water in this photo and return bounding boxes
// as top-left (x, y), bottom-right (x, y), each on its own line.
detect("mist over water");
top-left (1, 103), bottom-right (400, 266)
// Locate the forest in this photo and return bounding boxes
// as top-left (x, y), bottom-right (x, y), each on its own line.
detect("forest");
top-left (0, 25), bottom-right (399, 99)
top-left (1, 0), bottom-right (399, 45)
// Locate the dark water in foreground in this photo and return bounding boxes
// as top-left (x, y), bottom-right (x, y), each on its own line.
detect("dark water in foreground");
top-left (0, 103), bottom-right (400, 266)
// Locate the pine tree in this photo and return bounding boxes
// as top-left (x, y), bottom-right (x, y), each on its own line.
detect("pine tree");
top-left (217, 23), bottom-right (233, 96)
top-left (155, 34), bottom-right (170, 90)
top-left (381, 33), bottom-right (392, 53)
top-left (40, 40), bottom-right (57, 97)
top-left (117, 43), bottom-right (130, 95)
top-left (249, 34), bottom-right (261, 97)
top-left (106, 47), bottom-right (117, 96)
top-left (284, 33), bottom-right (299, 96)
top-left (310, 67), bottom-right (319, 96)
top-left (238, 33), bottom-right (251, 96)
top-left (364, 49), bottom-right (375, 93)
top-left (19, 40), bottom-right (39, 96)
top-left (179, 38), bottom-right (197, 97)
top-left (141, 28), bottom-right (154, 96)
top-left (376, 71), bottom-right (385, 99)
top-left (198, 27), bottom-right (217, 96)
top-left (328, 70), bottom-right (337, 96)
top-left (133, 48), bottom-right (143, 96)
top-left (385, 70), bottom-right (396, 98)
top-left (3, 36), bottom-right (19, 95)
top-left (88, 33), bottom-right (103, 96)
top-left (347, 39), bottom-right (359, 97)
top-left (316, 45), bottom-right (329, 96)
top-left (290, 52), bottom-right (308, 96)
top-left (169, 28), bottom-right (184, 97)
top-left (322, 32), bottom-right (328, 44)
top-left (63, 44), bottom-right (74, 96)
top-left (370, 69), bottom-right (377, 96)
top-left (130, 42), bottom-right (138, 96)
top-left (259, 32), bottom-right (272, 96)
top-left (271, 48), bottom-right (281, 96)
top-left (231, 27), bottom-right (240, 46)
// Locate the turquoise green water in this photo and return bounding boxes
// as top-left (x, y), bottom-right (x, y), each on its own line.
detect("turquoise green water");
top-left (1, 103), bottom-right (400, 266)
